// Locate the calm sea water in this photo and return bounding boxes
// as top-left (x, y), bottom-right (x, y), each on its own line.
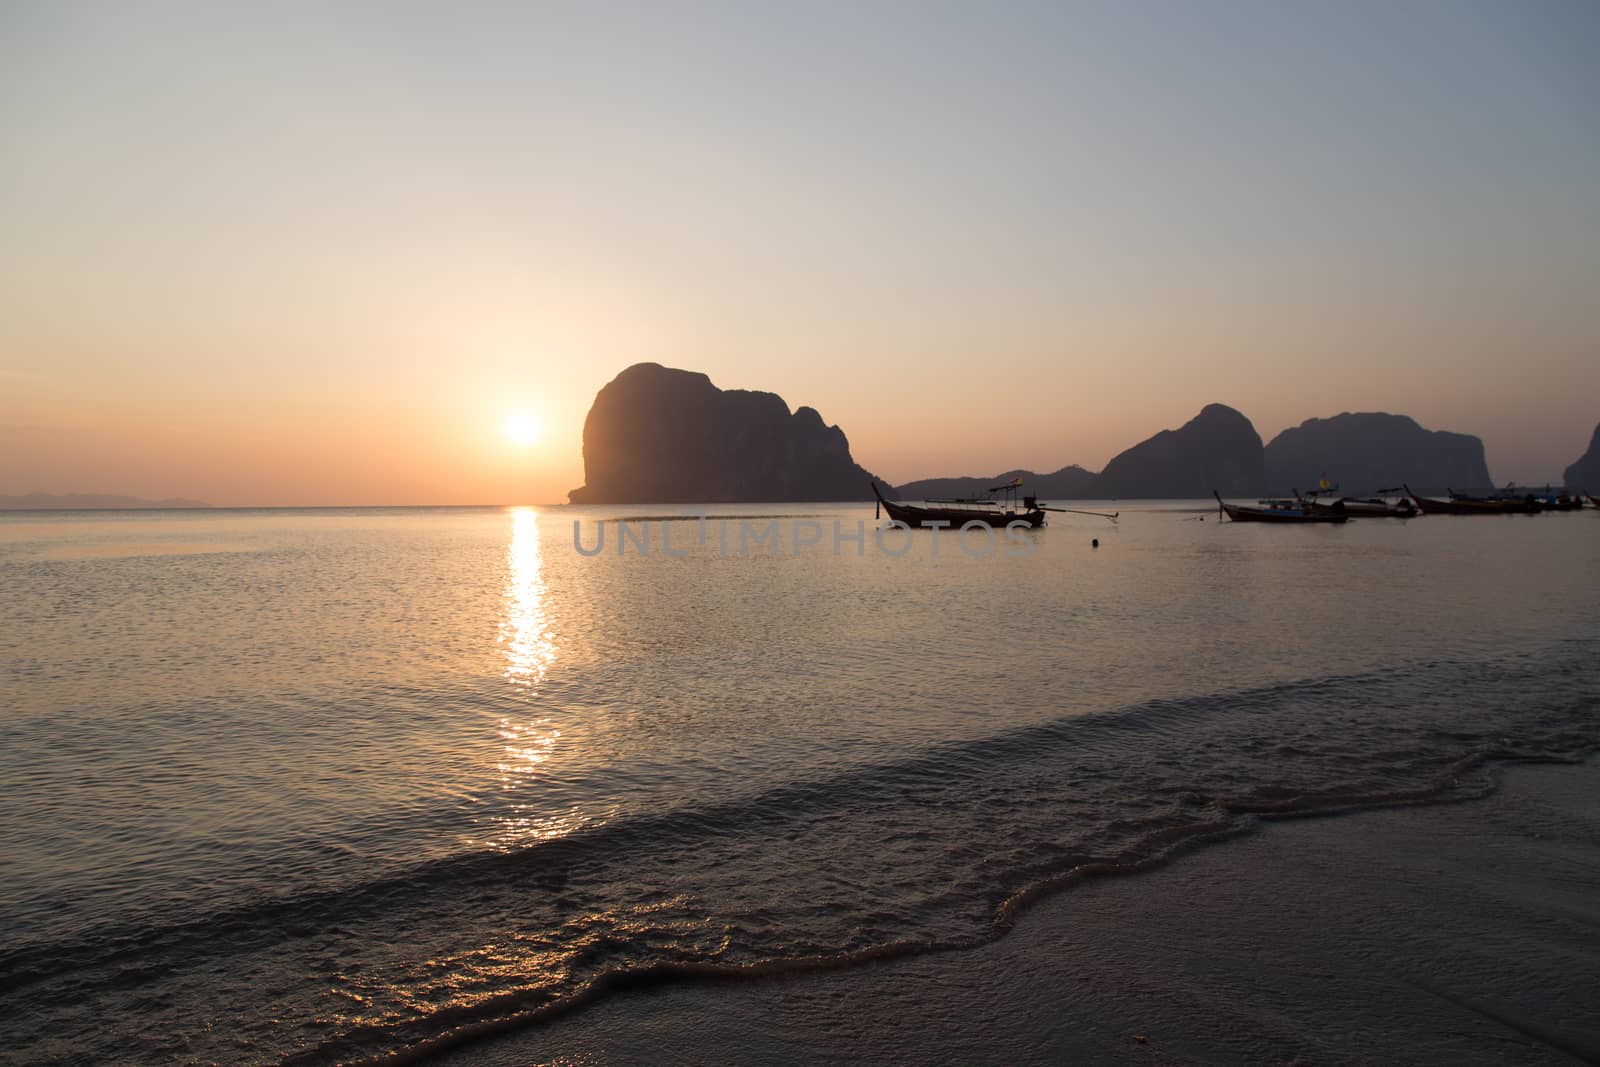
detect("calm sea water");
top-left (2, 503), bottom-right (1597, 1063)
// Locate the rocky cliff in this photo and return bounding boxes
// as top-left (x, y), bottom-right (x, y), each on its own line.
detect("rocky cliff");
top-left (568, 364), bottom-right (882, 504)
top-left (1088, 404), bottom-right (1265, 499)
top-left (1562, 422), bottom-right (1600, 492)
top-left (1265, 413), bottom-right (1492, 495)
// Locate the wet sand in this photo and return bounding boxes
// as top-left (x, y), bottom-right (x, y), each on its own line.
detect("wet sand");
top-left (445, 759), bottom-right (1600, 1065)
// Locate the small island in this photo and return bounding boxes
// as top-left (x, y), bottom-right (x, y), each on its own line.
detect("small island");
top-left (568, 363), bottom-right (883, 504)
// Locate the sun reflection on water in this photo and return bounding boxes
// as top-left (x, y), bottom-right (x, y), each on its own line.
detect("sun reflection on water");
top-left (500, 508), bottom-right (557, 689)
top-left (489, 508), bottom-right (572, 847)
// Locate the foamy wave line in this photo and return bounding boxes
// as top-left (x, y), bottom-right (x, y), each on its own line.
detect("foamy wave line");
top-left (3, 657), bottom-right (1590, 1003)
top-left (299, 743), bottom-right (1594, 1067)
top-left (0, 662), bottom-right (1428, 990)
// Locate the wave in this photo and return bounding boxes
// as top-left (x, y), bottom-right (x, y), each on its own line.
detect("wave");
top-left (328, 750), bottom-right (1591, 1067)
top-left (3, 650), bottom-right (1597, 1064)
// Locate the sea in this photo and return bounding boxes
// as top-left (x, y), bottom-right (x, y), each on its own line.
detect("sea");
top-left (2, 502), bottom-right (1597, 1064)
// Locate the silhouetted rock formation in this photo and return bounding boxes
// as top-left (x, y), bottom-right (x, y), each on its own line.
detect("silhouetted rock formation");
top-left (568, 364), bottom-right (882, 504)
top-left (1563, 422), bottom-right (1600, 491)
top-left (897, 465), bottom-right (1096, 502)
top-left (0, 492), bottom-right (210, 509)
top-left (1088, 404), bottom-right (1265, 499)
top-left (1265, 413), bottom-right (1492, 496)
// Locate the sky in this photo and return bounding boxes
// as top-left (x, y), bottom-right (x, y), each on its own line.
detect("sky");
top-left (2, 0), bottom-right (1597, 504)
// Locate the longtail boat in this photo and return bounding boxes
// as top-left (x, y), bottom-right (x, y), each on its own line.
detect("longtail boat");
top-left (1299, 487), bottom-right (1416, 518)
top-left (1338, 496), bottom-right (1418, 518)
top-left (1452, 487), bottom-right (1544, 513)
top-left (870, 480), bottom-right (1119, 529)
top-left (1214, 491), bottom-right (1347, 523)
top-left (873, 480), bottom-right (1045, 528)
top-left (1526, 488), bottom-right (1584, 511)
top-left (1404, 485), bottom-right (1542, 515)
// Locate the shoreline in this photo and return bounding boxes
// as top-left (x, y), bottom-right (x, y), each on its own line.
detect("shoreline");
top-left (440, 757), bottom-right (1600, 1066)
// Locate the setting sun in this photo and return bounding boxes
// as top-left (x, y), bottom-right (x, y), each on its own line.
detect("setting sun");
top-left (503, 412), bottom-right (543, 447)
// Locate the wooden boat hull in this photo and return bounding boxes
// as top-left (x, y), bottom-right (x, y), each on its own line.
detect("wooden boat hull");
top-left (1312, 499), bottom-right (1416, 518)
top-left (1405, 486), bottom-right (1542, 515)
top-left (872, 482), bottom-right (1044, 528)
top-left (1221, 504), bottom-right (1347, 523)
top-left (1215, 492), bottom-right (1347, 523)
top-left (883, 503), bottom-right (1045, 528)
top-left (1449, 489), bottom-right (1543, 513)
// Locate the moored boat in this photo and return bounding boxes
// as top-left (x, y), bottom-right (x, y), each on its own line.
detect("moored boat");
top-left (872, 480), bottom-right (1045, 528)
top-left (1452, 489), bottom-right (1536, 511)
top-left (1299, 487), bottom-right (1416, 518)
top-left (1214, 491), bottom-right (1348, 523)
top-left (870, 479), bottom-right (1118, 529)
top-left (1404, 485), bottom-right (1542, 515)
top-left (1453, 487), bottom-right (1544, 513)
top-left (1526, 488), bottom-right (1584, 511)
top-left (1337, 496), bottom-right (1419, 518)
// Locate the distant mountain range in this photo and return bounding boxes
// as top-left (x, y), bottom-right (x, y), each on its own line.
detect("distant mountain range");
top-left (567, 365), bottom-right (1582, 504)
top-left (896, 465), bottom-right (1095, 502)
top-left (0, 493), bottom-right (211, 510)
top-left (895, 407), bottom-right (1498, 501)
top-left (17, 389), bottom-right (1586, 510)
top-left (892, 404), bottom-right (1265, 501)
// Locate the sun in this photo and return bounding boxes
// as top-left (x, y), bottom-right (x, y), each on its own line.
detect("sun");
top-left (503, 412), bottom-right (543, 447)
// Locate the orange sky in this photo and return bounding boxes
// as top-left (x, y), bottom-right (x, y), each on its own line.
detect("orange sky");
top-left (3, 4), bottom-right (1597, 504)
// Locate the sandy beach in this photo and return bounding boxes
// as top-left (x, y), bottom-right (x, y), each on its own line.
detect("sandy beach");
top-left (445, 757), bottom-right (1600, 1066)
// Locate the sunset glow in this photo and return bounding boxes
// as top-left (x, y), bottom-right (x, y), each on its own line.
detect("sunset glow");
top-left (503, 413), bottom-right (543, 448)
top-left (4, 7), bottom-right (1600, 1066)
top-left (1, 5), bottom-right (1596, 505)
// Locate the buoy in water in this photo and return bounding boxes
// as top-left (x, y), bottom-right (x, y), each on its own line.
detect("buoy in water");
top-left (1091, 538), bottom-right (1099, 548)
